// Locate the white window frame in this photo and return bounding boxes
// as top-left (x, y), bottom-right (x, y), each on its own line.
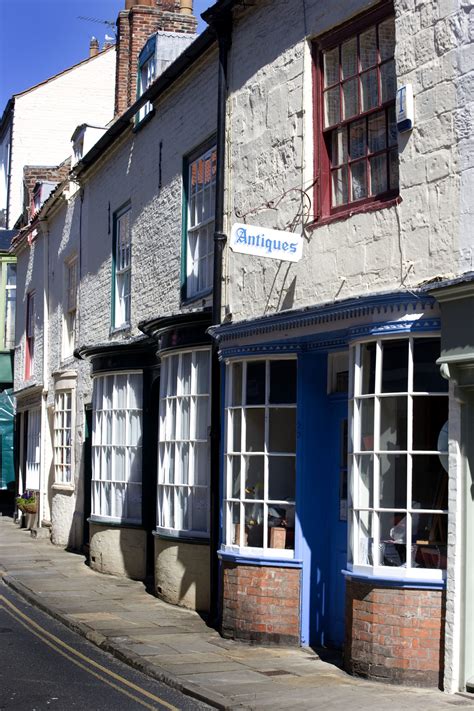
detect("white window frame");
top-left (54, 390), bottom-right (73, 485)
top-left (185, 146), bottom-right (216, 300)
top-left (223, 357), bottom-right (297, 560)
top-left (25, 291), bottom-right (35, 378)
top-left (62, 257), bottom-right (77, 360)
top-left (4, 261), bottom-right (16, 350)
top-left (91, 371), bottom-right (143, 523)
top-left (157, 348), bottom-right (211, 537)
top-left (349, 334), bottom-right (449, 582)
top-left (137, 54), bottom-right (156, 122)
top-left (113, 205), bottom-right (131, 329)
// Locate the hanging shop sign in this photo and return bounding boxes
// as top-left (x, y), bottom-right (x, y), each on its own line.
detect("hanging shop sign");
top-left (230, 223), bottom-right (303, 263)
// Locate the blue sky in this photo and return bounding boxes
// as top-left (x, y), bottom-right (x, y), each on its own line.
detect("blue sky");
top-left (0, 0), bottom-right (213, 112)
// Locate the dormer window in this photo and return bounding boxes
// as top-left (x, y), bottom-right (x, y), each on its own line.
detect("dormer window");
top-left (137, 36), bottom-right (156, 123)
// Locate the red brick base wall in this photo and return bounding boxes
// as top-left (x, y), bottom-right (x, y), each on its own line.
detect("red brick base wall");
top-left (345, 579), bottom-right (446, 687)
top-left (221, 562), bottom-right (301, 645)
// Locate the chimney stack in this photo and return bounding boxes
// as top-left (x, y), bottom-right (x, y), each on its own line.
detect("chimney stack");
top-left (114, 0), bottom-right (197, 116)
top-left (89, 36), bottom-right (100, 58)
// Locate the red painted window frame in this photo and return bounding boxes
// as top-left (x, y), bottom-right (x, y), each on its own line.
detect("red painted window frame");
top-left (25, 291), bottom-right (35, 379)
top-left (312, 2), bottom-right (399, 225)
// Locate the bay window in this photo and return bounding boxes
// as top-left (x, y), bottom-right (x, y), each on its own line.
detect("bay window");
top-left (350, 337), bottom-right (449, 578)
top-left (157, 348), bottom-right (211, 536)
top-left (224, 359), bottom-right (297, 558)
top-left (92, 372), bottom-right (142, 523)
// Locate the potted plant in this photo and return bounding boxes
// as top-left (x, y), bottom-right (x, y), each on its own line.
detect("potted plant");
top-left (16, 490), bottom-right (38, 514)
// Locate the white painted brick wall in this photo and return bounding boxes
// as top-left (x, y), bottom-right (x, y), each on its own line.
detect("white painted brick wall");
top-left (8, 48), bottom-right (115, 228)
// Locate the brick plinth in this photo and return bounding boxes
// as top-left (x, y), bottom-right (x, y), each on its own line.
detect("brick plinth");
top-left (345, 579), bottom-right (446, 688)
top-left (221, 562), bottom-right (301, 645)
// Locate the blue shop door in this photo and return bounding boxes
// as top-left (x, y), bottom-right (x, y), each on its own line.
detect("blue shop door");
top-left (306, 397), bottom-right (348, 649)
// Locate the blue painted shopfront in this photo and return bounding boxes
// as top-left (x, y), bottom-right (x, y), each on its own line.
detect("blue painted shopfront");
top-left (297, 350), bottom-right (347, 649)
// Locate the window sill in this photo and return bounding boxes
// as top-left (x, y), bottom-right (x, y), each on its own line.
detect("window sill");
top-left (133, 107), bottom-right (155, 133)
top-left (88, 516), bottom-right (143, 529)
top-left (52, 483), bottom-right (75, 493)
top-left (109, 324), bottom-right (131, 337)
top-left (180, 287), bottom-right (213, 309)
top-left (218, 547), bottom-right (301, 568)
top-left (343, 567), bottom-right (446, 588)
top-left (153, 528), bottom-right (210, 544)
top-left (310, 195), bottom-right (401, 230)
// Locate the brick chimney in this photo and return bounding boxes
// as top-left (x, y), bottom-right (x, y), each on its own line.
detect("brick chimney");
top-left (114, 0), bottom-right (197, 116)
top-left (89, 36), bottom-right (100, 57)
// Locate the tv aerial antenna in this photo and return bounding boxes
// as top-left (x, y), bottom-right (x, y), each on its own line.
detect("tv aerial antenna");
top-left (78, 16), bottom-right (117, 38)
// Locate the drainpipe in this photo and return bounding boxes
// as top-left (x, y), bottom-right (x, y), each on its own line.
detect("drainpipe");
top-left (209, 12), bottom-right (232, 624)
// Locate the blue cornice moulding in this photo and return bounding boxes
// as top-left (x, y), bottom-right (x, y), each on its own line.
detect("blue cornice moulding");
top-left (210, 290), bottom-right (438, 348)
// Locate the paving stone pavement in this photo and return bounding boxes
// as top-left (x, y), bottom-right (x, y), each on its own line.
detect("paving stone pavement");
top-left (1, 517), bottom-right (473, 710)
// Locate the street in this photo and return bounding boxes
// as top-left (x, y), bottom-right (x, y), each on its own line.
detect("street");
top-left (0, 585), bottom-right (209, 711)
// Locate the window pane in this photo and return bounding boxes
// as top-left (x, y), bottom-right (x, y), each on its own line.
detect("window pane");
top-left (351, 160), bottom-right (367, 201)
top-left (246, 362), bottom-right (266, 405)
top-left (349, 119), bottom-right (366, 160)
top-left (331, 127), bottom-right (348, 166)
top-left (341, 37), bottom-right (357, 78)
top-left (230, 502), bottom-right (241, 545)
top-left (181, 353), bottom-right (192, 395)
top-left (194, 442), bottom-right (208, 486)
top-left (379, 17), bottom-right (395, 61)
top-left (192, 487), bottom-right (208, 532)
top-left (269, 408), bottom-right (296, 452)
top-left (360, 26), bottom-right (377, 69)
top-left (179, 397), bottom-right (190, 440)
top-left (360, 398), bottom-right (374, 451)
top-left (412, 397), bottom-right (448, 451)
top-left (357, 510), bottom-right (373, 564)
top-left (231, 408), bottom-right (241, 452)
top-left (269, 360), bottom-right (296, 404)
top-left (342, 78), bottom-right (358, 120)
top-left (361, 69), bottom-right (378, 112)
top-left (381, 340), bottom-right (408, 392)
top-left (332, 166), bottom-right (348, 206)
top-left (245, 503), bottom-right (263, 546)
top-left (368, 111), bottom-right (386, 153)
top-left (269, 504), bottom-right (294, 549)
top-left (379, 454), bottom-right (407, 508)
top-left (412, 455), bottom-right (448, 510)
top-left (324, 86), bottom-right (340, 127)
top-left (380, 396), bottom-right (407, 450)
top-left (414, 513), bottom-right (447, 569)
top-left (413, 339), bottom-right (448, 392)
top-left (381, 60), bottom-right (396, 102)
top-left (244, 456), bottom-right (264, 500)
top-left (356, 454), bottom-right (372, 508)
top-left (231, 362), bottom-right (243, 406)
top-left (230, 455), bottom-right (241, 498)
top-left (361, 343), bottom-right (376, 394)
top-left (268, 456), bottom-right (295, 501)
top-left (246, 408), bottom-right (265, 452)
top-left (195, 396), bottom-right (209, 439)
top-left (370, 153), bottom-right (388, 195)
top-left (324, 46), bottom-right (339, 87)
top-left (195, 350), bottom-right (210, 393)
top-left (380, 511), bottom-right (406, 567)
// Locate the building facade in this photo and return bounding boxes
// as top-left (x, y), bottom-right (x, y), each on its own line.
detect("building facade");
top-left (11, 0), bottom-right (474, 696)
